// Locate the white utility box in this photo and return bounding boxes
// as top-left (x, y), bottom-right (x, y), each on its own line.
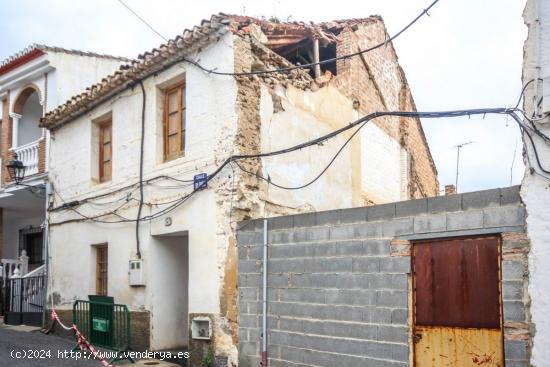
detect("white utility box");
top-left (191, 317), bottom-right (212, 340)
top-left (129, 259), bottom-right (146, 287)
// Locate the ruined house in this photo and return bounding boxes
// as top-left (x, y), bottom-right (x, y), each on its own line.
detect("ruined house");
top-left (39, 14), bottom-right (438, 365)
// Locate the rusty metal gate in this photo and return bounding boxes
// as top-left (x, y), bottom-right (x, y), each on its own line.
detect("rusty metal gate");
top-left (412, 236), bottom-right (504, 367)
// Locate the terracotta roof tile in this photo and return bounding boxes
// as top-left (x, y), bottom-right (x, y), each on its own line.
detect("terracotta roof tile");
top-left (40, 14), bottom-right (382, 129)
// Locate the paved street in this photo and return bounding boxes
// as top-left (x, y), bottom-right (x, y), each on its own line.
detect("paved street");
top-left (0, 322), bottom-right (185, 367)
top-left (0, 323), bottom-right (100, 366)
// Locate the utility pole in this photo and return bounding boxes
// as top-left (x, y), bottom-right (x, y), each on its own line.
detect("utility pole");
top-left (454, 141), bottom-right (474, 193)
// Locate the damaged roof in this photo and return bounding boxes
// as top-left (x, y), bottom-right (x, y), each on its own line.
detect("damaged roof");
top-left (0, 44), bottom-right (132, 76)
top-left (40, 14), bottom-right (384, 129)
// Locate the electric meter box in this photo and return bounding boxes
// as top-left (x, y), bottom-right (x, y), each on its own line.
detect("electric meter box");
top-left (191, 317), bottom-right (212, 340)
top-left (129, 259), bottom-right (146, 287)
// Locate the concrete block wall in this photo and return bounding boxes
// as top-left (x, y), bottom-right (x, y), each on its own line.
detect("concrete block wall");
top-left (237, 186), bottom-right (530, 367)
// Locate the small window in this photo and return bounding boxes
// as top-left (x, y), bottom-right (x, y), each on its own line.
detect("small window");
top-left (95, 244), bottom-right (108, 296)
top-left (99, 120), bottom-right (112, 182)
top-left (163, 81), bottom-right (186, 161)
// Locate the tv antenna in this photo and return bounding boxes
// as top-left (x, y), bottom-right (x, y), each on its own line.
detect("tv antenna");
top-left (454, 141), bottom-right (474, 193)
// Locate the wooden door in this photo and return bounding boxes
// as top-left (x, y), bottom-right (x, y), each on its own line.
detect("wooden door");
top-left (412, 236), bottom-right (504, 367)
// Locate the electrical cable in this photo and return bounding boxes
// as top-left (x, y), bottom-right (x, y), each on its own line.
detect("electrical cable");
top-left (233, 121), bottom-right (366, 190)
top-left (116, 0), bottom-right (440, 77)
top-left (135, 81), bottom-right (146, 259)
top-left (49, 107), bottom-right (532, 225)
top-left (508, 112), bottom-right (550, 175)
top-left (514, 78), bottom-right (543, 109)
top-left (49, 173), bottom-right (197, 212)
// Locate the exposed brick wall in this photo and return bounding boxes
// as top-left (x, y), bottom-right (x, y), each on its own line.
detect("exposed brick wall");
top-left (38, 137), bottom-right (46, 174)
top-left (237, 186), bottom-right (530, 366)
top-left (501, 232), bottom-right (532, 363)
top-left (398, 80), bottom-right (439, 198)
top-left (333, 20), bottom-right (438, 199)
top-left (1, 93), bottom-right (13, 186)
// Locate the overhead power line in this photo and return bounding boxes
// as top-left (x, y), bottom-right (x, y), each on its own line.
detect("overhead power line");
top-left (50, 107), bottom-right (541, 226)
top-left (115, 0), bottom-right (440, 76)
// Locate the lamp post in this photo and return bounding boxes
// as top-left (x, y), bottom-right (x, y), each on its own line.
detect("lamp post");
top-left (6, 155), bottom-right (26, 185)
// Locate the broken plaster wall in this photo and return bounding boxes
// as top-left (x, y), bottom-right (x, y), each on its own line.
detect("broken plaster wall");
top-left (333, 19), bottom-right (438, 200)
top-left (259, 83), bottom-right (359, 213)
top-left (521, 1), bottom-right (550, 365)
top-left (247, 24), bottom-right (408, 210)
top-left (205, 33), bottom-right (265, 366)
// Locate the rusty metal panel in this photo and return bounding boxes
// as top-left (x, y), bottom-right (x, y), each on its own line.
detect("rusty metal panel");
top-left (413, 236), bottom-right (501, 328)
top-left (414, 326), bottom-right (504, 367)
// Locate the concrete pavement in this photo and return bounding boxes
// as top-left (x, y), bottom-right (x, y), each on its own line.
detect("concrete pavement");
top-left (0, 322), bottom-right (180, 367)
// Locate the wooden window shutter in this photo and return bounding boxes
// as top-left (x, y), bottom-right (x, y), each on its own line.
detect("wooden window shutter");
top-left (95, 245), bottom-right (108, 296)
top-left (163, 81), bottom-right (186, 161)
top-left (99, 120), bottom-right (112, 182)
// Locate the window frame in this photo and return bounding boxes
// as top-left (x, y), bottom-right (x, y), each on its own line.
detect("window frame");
top-left (163, 80), bottom-right (186, 161)
top-left (95, 244), bottom-right (108, 296)
top-left (18, 226), bottom-right (44, 265)
top-left (98, 119), bottom-right (112, 182)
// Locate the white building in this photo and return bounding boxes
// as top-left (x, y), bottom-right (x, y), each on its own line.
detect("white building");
top-left (40, 15), bottom-right (438, 365)
top-left (522, 1), bottom-right (550, 365)
top-left (0, 45), bottom-right (129, 320)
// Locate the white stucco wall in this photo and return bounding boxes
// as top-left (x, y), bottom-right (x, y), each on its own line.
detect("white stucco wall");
top-left (361, 123), bottom-right (403, 203)
top-left (47, 53), bottom-right (127, 109)
top-left (259, 82), bottom-right (405, 210)
top-left (2, 211), bottom-right (43, 259)
top-left (522, 1), bottom-right (550, 365)
top-left (48, 32), bottom-right (237, 350)
top-left (260, 84), bottom-right (357, 211)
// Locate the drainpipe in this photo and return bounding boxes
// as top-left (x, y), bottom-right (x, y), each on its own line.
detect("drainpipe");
top-left (42, 179), bottom-right (51, 327)
top-left (313, 39), bottom-right (321, 79)
top-left (533, 0), bottom-right (541, 116)
top-left (261, 218), bottom-right (268, 366)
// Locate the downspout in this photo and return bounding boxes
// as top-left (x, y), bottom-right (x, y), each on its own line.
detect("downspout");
top-left (533, 0), bottom-right (541, 116)
top-left (135, 81), bottom-right (146, 259)
top-left (261, 218), bottom-right (268, 366)
top-left (42, 180), bottom-right (51, 327)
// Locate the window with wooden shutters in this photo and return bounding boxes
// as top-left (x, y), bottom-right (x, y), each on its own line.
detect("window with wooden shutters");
top-left (95, 245), bottom-right (108, 296)
top-left (163, 81), bottom-right (186, 161)
top-left (99, 120), bottom-right (112, 182)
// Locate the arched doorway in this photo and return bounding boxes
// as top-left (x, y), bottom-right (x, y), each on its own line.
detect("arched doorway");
top-left (10, 85), bottom-right (43, 176)
top-left (12, 86), bottom-right (43, 147)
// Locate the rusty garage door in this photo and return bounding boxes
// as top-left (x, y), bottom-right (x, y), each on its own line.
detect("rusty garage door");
top-left (412, 236), bottom-right (503, 367)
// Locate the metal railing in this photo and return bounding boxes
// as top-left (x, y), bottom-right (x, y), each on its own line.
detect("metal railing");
top-left (4, 274), bottom-right (46, 325)
top-left (73, 300), bottom-right (131, 356)
top-left (12, 140), bottom-right (40, 176)
top-left (1, 250), bottom-right (29, 286)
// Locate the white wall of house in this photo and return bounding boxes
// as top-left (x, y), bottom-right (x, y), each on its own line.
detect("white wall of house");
top-left (0, 50), bottom-right (127, 266)
top-left (47, 53), bottom-right (127, 109)
top-left (361, 123), bottom-right (403, 203)
top-left (2, 210), bottom-right (43, 259)
top-left (48, 32), bottom-right (237, 350)
top-left (260, 84), bottom-right (357, 211)
top-left (260, 83), bottom-right (405, 210)
top-left (522, 1), bottom-right (550, 365)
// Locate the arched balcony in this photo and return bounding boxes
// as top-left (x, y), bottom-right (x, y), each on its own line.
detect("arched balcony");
top-left (9, 85), bottom-right (44, 177)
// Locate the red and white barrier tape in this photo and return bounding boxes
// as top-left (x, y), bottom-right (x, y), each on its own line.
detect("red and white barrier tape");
top-left (51, 310), bottom-right (113, 367)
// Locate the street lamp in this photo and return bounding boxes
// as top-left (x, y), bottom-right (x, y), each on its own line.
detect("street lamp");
top-left (6, 155), bottom-right (26, 185)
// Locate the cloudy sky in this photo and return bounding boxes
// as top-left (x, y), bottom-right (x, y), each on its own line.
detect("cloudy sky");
top-left (0, 0), bottom-right (527, 193)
